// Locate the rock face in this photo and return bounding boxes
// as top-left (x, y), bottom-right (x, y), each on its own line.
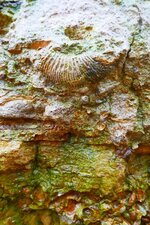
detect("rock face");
top-left (0, 0), bottom-right (150, 224)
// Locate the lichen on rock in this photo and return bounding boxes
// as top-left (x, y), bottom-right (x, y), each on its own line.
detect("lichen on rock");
top-left (0, 0), bottom-right (150, 224)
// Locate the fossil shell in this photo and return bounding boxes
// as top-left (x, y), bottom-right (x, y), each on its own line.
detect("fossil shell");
top-left (8, 0), bottom-right (132, 85)
top-left (40, 48), bottom-right (111, 85)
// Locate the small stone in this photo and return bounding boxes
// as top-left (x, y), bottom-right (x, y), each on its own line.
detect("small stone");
top-left (81, 95), bottom-right (89, 103)
top-left (97, 123), bottom-right (106, 131)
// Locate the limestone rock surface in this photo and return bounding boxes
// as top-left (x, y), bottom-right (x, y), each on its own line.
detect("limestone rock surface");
top-left (0, 0), bottom-right (150, 224)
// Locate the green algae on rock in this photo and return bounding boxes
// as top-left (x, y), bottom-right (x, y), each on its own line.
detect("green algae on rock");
top-left (0, 0), bottom-right (150, 224)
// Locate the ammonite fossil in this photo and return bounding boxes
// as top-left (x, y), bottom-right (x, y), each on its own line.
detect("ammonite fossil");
top-left (7, 0), bottom-right (132, 85)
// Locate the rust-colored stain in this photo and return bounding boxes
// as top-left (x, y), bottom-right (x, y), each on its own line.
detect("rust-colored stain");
top-left (136, 145), bottom-right (150, 155)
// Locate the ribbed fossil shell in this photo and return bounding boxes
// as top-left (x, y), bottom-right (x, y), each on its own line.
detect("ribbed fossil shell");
top-left (8, 0), bottom-right (131, 85)
top-left (40, 48), bottom-right (110, 85)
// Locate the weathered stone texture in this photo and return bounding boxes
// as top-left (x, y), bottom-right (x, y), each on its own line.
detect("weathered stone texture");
top-left (0, 0), bottom-right (149, 224)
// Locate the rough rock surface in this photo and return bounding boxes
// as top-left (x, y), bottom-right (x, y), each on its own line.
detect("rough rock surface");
top-left (0, 0), bottom-right (150, 224)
